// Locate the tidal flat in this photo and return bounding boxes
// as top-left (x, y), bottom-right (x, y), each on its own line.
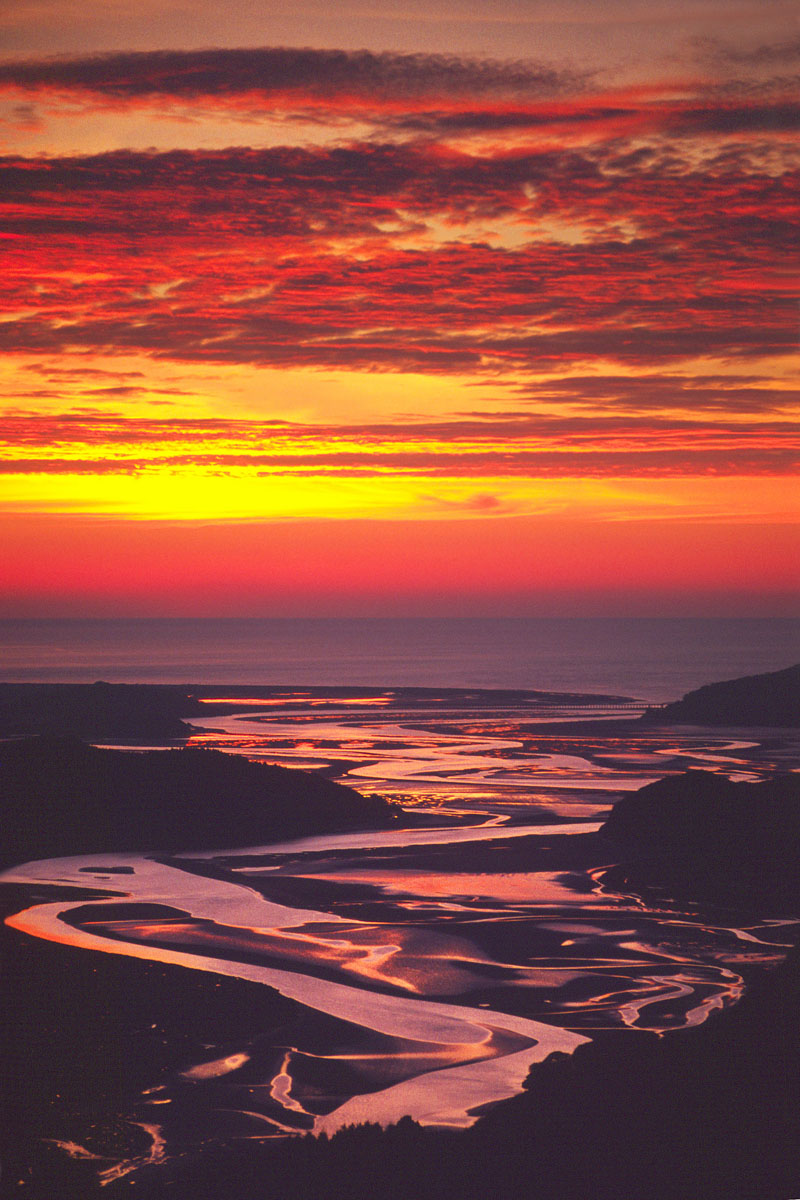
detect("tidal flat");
top-left (1, 683), bottom-right (799, 1197)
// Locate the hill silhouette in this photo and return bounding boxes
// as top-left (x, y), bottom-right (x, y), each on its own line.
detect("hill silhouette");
top-left (0, 681), bottom-right (203, 740)
top-left (0, 737), bottom-right (397, 866)
top-left (644, 663), bottom-right (800, 726)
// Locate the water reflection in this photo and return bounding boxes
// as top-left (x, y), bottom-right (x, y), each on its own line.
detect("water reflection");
top-left (4, 688), bottom-right (799, 1182)
top-left (4, 815), bottom-right (792, 1175)
top-left (186, 690), bottom-right (778, 817)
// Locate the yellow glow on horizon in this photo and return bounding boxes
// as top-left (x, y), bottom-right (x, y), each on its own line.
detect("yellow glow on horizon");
top-left (2, 468), bottom-right (797, 525)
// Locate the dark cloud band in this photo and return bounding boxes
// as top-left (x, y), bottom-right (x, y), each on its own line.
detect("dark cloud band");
top-left (0, 46), bottom-right (586, 100)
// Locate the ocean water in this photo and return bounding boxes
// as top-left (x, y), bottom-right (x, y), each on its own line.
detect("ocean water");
top-left (0, 617), bottom-right (798, 701)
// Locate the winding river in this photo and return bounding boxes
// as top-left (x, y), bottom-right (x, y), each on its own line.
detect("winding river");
top-left (3, 690), bottom-right (797, 1183)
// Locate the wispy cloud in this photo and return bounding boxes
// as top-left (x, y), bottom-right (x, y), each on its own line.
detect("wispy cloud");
top-left (0, 40), bottom-right (796, 538)
top-left (0, 46), bottom-right (590, 104)
top-left (1, 129), bottom-right (796, 377)
top-left (1, 407), bottom-right (797, 479)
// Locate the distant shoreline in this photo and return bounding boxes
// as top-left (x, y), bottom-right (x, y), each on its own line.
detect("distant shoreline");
top-left (0, 681), bottom-right (644, 743)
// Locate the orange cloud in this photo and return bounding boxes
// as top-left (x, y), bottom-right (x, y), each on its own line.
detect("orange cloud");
top-left (0, 42), bottom-right (796, 612)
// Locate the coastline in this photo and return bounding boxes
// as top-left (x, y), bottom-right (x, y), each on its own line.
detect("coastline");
top-left (1, 667), bottom-right (798, 1197)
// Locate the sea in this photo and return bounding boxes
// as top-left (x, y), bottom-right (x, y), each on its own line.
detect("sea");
top-left (0, 616), bottom-right (798, 701)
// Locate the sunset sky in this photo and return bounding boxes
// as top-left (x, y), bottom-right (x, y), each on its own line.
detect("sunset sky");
top-left (1, 1), bottom-right (798, 615)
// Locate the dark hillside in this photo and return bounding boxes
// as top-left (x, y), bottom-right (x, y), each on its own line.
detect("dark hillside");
top-left (118, 766), bottom-right (800, 1200)
top-left (603, 769), bottom-right (800, 856)
top-left (600, 769), bottom-right (800, 908)
top-left (0, 737), bottom-right (397, 866)
top-left (644, 663), bottom-right (800, 726)
top-left (0, 681), bottom-right (203, 740)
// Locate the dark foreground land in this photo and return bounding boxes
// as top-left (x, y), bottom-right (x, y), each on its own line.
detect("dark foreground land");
top-left (601, 769), bottom-right (800, 909)
top-left (1, 664), bottom-right (799, 1199)
top-left (2, 766), bottom-right (800, 1199)
top-left (101, 944), bottom-right (800, 1200)
top-left (0, 682), bottom-right (204, 741)
top-left (0, 910), bottom-right (302, 1197)
top-left (113, 773), bottom-right (800, 1200)
top-left (3, 821), bottom-right (799, 1200)
top-left (0, 736), bottom-right (398, 868)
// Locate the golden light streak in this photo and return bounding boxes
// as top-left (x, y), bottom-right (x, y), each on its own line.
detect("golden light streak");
top-left (1, 468), bottom-right (797, 524)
